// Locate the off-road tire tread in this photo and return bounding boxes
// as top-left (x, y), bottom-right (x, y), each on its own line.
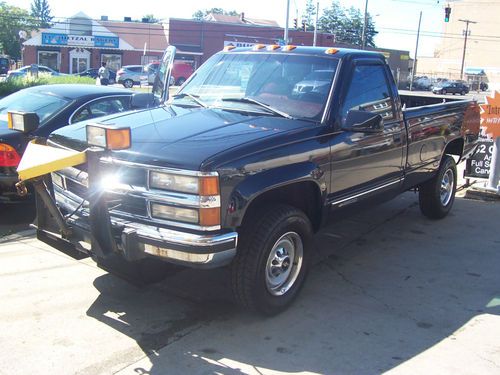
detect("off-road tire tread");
top-left (231, 204), bottom-right (311, 314)
top-left (419, 155), bottom-right (457, 220)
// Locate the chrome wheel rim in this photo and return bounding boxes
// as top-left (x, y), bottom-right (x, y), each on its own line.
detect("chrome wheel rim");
top-left (265, 232), bottom-right (303, 296)
top-left (440, 168), bottom-right (455, 206)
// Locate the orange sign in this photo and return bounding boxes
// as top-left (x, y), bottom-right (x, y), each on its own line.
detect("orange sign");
top-left (480, 91), bottom-right (500, 139)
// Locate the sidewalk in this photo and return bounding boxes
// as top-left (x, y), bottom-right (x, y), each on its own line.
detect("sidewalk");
top-left (0, 191), bottom-right (498, 375)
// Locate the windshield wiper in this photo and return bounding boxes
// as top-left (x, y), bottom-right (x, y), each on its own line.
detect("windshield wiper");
top-left (221, 97), bottom-right (294, 119)
top-left (172, 93), bottom-right (208, 108)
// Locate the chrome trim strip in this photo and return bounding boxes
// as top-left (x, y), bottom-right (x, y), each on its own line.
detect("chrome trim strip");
top-left (330, 179), bottom-right (403, 206)
top-left (321, 58), bottom-right (342, 125)
top-left (105, 184), bottom-right (221, 209)
top-left (54, 185), bottom-right (221, 232)
top-left (144, 244), bottom-right (236, 266)
top-left (68, 95), bottom-right (133, 124)
top-left (100, 157), bottom-right (219, 177)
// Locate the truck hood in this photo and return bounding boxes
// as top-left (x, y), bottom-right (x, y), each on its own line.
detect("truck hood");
top-left (49, 105), bottom-right (314, 170)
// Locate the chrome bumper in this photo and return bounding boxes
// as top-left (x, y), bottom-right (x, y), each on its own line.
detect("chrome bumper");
top-left (53, 187), bottom-right (237, 268)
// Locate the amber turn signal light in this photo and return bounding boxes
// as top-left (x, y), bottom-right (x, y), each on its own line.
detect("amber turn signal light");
top-left (199, 207), bottom-right (221, 227)
top-left (199, 176), bottom-right (219, 196)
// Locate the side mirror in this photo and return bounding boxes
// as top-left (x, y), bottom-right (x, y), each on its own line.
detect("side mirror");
top-left (342, 110), bottom-right (383, 133)
top-left (7, 111), bottom-right (40, 133)
top-left (130, 93), bottom-right (157, 109)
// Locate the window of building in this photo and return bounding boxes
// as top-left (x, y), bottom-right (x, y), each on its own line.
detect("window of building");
top-left (38, 51), bottom-right (60, 71)
top-left (101, 54), bottom-right (122, 72)
top-left (341, 64), bottom-right (395, 122)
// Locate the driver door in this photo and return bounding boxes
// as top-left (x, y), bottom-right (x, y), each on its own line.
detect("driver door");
top-left (328, 60), bottom-right (405, 207)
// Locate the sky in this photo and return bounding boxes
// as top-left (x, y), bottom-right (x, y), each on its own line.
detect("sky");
top-left (6, 0), bottom-right (448, 57)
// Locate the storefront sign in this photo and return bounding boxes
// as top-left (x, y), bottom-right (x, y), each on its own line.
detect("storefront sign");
top-left (94, 36), bottom-right (119, 48)
top-left (465, 91), bottom-right (500, 179)
top-left (42, 33), bottom-right (67, 46)
top-left (224, 41), bottom-right (256, 48)
top-left (466, 139), bottom-right (493, 178)
top-left (42, 33), bottom-right (119, 48)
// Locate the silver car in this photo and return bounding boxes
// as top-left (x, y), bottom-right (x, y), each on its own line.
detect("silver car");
top-left (116, 65), bottom-right (148, 88)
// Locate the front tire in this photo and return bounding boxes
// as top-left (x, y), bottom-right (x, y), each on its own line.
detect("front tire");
top-left (231, 204), bottom-right (313, 315)
top-left (418, 155), bottom-right (457, 219)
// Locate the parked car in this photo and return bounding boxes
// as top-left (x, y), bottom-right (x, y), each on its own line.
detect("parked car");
top-left (24, 46), bottom-right (479, 315)
top-left (0, 56), bottom-right (11, 76)
top-left (0, 84), bottom-right (148, 202)
top-left (77, 68), bottom-right (116, 84)
top-left (116, 65), bottom-right (148, 88)
top-left (432, 81), bottom-right (470, 95)
top-left (146, 61), bottom-right (194, 86)
top-left (6, 65), bottom-right (65, 80)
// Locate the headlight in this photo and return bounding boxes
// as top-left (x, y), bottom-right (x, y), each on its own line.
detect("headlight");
top-left (149, 172), bottom-right (219, 195)
top-left (150, 203), bottom-right (199, 224)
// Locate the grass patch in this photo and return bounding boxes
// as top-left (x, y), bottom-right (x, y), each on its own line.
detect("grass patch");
top-left (0, 73), bottom-right (95, 97)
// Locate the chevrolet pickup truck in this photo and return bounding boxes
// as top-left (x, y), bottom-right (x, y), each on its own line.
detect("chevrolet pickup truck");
top-left (18, 45), bottom-right (480, 315)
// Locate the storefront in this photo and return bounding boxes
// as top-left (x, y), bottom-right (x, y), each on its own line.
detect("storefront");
top-left (23, 13), bottom-right (166, 73)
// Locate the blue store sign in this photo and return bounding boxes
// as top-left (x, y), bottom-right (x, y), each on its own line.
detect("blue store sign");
top-left (42, 33), bottom-right (119, 48)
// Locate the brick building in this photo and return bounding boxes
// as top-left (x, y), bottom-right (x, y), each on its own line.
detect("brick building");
top-left (22, 12), bottom-right (410, 87)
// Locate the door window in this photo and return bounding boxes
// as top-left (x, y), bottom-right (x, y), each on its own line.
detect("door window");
top-left (341, 64), bottom-right (395, 123)
top-left (71, 97), bottom-right (130, 123)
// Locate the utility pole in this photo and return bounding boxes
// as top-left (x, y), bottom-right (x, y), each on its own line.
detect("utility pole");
top-left (459, 19), bottom-right (477, 80)
top-left (410, 11), bottom-right (422, 91)
top-left (284, 0), bottom-right (290, 44)
top-left (361, 0), bottom-right (369, 49)
top-left (313, 2), bottom-right (319, 46)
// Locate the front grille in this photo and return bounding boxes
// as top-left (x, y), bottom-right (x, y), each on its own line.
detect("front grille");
top-left (99, 163), bottom-right (147, 187)
top-left (106, 192), bottom-right (148, 217)
top-left (65, 178), bottom-right (88, 200)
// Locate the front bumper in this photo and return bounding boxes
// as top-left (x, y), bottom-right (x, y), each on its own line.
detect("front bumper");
top-left (46, 185), bottom-right (238, 268)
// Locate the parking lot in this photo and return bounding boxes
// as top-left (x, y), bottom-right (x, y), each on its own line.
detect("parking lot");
top-left (1, 186), bottom-right (499, 374)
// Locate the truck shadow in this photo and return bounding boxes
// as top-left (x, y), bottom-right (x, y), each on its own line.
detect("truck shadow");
top-left (86, 194), bottom-right (500, 374)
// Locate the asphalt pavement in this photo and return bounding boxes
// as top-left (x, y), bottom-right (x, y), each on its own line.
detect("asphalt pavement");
top-left (0, 189), bottom-right (499, 375)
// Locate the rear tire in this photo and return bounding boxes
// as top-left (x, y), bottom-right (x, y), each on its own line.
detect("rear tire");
top-left (231, 204), bottom-right (313, 315)
top-left (418, 155), bottom-right (457, 220)
top-left (461, 90), bottom-right (466, 96)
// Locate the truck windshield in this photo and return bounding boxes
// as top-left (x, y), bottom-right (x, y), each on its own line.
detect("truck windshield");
top-left (172, 52), bottom-right (339, 120)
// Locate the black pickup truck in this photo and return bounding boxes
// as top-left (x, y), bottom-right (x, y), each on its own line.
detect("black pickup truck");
top-left (26, 46), bottom-right (480, 315)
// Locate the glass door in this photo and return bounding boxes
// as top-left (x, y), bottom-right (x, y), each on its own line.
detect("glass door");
top-left (71, 57), bottom-right (88, 74)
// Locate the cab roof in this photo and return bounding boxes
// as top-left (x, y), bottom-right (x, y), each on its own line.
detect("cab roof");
top-left (221, 45), bottom-right (385, 59)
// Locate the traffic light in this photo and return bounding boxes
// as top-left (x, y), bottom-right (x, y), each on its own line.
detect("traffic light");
top-left (293, 18), bottom-right (298, 29)
top-left (302, 20), bottom-right (307, 31)
top-left (445, 6), bottom-right (451, 22)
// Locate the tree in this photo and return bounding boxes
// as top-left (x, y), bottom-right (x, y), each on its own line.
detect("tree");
top-left (142, 14), bottom-right (160, 23)
top-left (317, 0), bottom-right (377, 47)
top-left (30, 0), bottom-right (52, 28)
top-left (317, 1), bottom-right (348, 42)
top-left (0, 2), bottom-right (38, 60)
top-left (192, 8), bottom-right (240, 21)
top-left (301, 0), bottom-right (317, 31)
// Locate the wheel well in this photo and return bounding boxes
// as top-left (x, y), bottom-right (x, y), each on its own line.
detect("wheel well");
top-left (240, 182), bottom-right (323, 232)
top-left (444, 138), bottom-right (464, 160)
